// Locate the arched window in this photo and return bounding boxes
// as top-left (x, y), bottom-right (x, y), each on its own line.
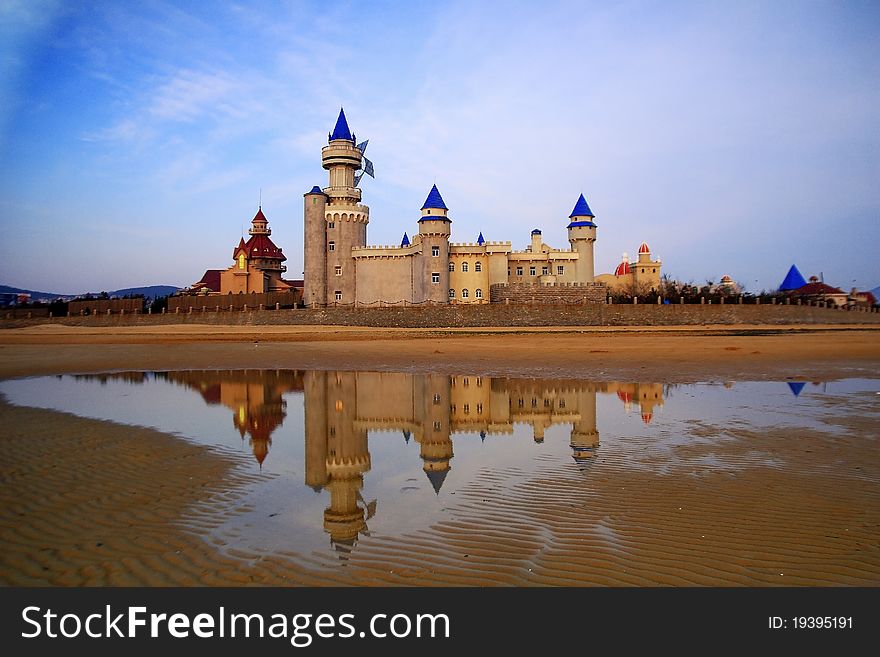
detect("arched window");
top-left (448, 288), bottom-right (455, 298)
top-left (448, 262), bottom-right (454, 272)
top-left (462, 288), bottom-right (469, 298)
top-left (475, 262), bottom-right (482, 272)
top-left (238, 254), bottom-right (245, 269)
top-left (475, 288), bottom-right (483, 299)
top-left (461, 262), bottom-right (469, 272)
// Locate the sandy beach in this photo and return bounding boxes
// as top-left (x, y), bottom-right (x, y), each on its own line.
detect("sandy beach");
top-left (1, 323), bottom-right (879, 586)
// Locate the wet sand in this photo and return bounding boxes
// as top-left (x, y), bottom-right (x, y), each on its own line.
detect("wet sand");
top-left (1, 324), bottom-right (878, 586)
top-left (1, 323), bottom-right (878, 381)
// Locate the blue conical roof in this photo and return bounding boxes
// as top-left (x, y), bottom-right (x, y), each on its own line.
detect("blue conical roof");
top-left (330, 107), bottom-right (353, 141)
top-left (425, 469), bottom-right (449, 495)
top-left (421, 184), bottom-right (448, 210)
top-left (779, 264), bottom-right (807, 291)
top-left (307, 185), bottom-right (323, 194)
top-left (400, 232), bottom-right (410, 247)
top-left (477, 232), bottom-right (485, 245)
top-left (569, 193), bottom-right (594, 218)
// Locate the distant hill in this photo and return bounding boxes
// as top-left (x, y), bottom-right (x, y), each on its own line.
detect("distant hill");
top-left (0, 285), bottom-right (69, 301)
top-left (1, 284), bottom-right (180, 301)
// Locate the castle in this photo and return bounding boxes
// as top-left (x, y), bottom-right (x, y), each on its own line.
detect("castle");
top-left (188, 108), bottom-right (661, 301)
top-left (303, 109), bottom-right (661, 306)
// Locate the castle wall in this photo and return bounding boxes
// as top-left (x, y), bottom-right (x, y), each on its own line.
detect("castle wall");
top-left (489, 282), bottom-right (607, 304)
top-left (449, 253), bottom-right (490, 303)
top-left (353, 256), bottom-right (414, 305)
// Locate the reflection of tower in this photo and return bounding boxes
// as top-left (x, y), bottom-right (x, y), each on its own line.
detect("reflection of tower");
top-left (166, 369), bottom-right (301, 467)
top-left (570, 385), bottom-right (600, 464)
top-left (303, 371), bottom-right (372, 554)
top-left (635, 383), bottom-right (664, 424)
top-left (419, 374), bottom-right (453, 494)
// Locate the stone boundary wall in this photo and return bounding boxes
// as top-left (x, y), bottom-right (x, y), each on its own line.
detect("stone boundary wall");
top-left (1, 307), bottom-right (50, 319)
top-left (68, 298), bottom-right (142, 315)
top-left (490, 282), bottom-right (606, 304)
top-left (168, 290), bottom-right (302, 312)
top-left (5, 303), bottom-right (879, 329)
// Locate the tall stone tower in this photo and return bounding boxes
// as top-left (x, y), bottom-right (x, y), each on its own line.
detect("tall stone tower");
top-left (415, 184), bottom-right (451, 304)
top-left (567, 193), bottom-right (597, 283)
top-left (304, 108), bottom-right (370, 306)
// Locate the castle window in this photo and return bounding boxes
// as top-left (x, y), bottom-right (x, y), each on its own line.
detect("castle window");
top-left (433, 421), bottom-right (441, 431)
top-left (531, 398), bottom-right (537, 407)
top-left (557, 265), bottom-right (564, 275)
top-left (328, 241), bottom-right (335, 251)
top-left (518, 398), bottom-right (524, 407)
top-left (462, 289), bottom-right (469, 298)
top-left (542, 266), bottom-right (549, 275)
top-left (335, 266), bottom-right (342, 276)
top-left (433, 393), bottom-right (441, 404)
top-left (431, 272), bottom-right (440, 284)
top-left (475, 288), bottom-right (483, 299)
top-left (449, 262), bottom-right (454, 272)
top-left (449, 288), bottom-right (455, 298)
top-left (516, 266), bottom-right (523, 276)
top-left (462, 262), bottom-right (469, 272)
top-left (652, 269), bottom-right (656, 273)
top-left (477, 403), bottom-right (483, 414)
top-left (464, 404), bottom-right (470, 414)
top-left (559, 399), bottom-right (566, 408)
top-left (529, 266), bottom-right (536, 276)
top-left (334, 290), bottom-right (342, 301)
top-left (476, 377), bottom-right (482, 387)
top-left (238, 254), bottom-right (245, 269)
top-left (432, 246), bottom-right (440, 257)
top-left (475, 262), bottom-right (482, 272)
top-left (641, 268), bottom-right (645, 273)
top-left (463, 377), bottom-right (469, 387)
top-left (328, 222), bottom-right (335, 229)
top-left (544, 399), bottom-right (551, 407)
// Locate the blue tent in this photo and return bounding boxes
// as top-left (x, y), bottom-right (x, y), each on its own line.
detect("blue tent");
top-left (779, 264), bottom-right (807, 291)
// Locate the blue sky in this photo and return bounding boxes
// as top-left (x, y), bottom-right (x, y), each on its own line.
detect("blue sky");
top-left (1, 0), bottom-right (878, 294)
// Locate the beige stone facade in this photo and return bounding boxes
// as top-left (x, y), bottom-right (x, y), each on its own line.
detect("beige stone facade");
top-left (304, 110), bottom-right (660, 306)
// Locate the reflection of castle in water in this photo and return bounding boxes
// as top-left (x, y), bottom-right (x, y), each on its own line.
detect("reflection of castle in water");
top-left (71, 370), bottom-right (665, 552)
top-left (302, 372), bottom-right (665, 550)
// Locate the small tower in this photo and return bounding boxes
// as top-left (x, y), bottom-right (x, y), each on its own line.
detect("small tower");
top-left (637, 242), bottom-right (651, 264)
top-left (567, 193), bottom-right (597, 283)
top-left (416, 184), bottom-right (451, 304)
top-left (303, 186), bottom-right (327, 306)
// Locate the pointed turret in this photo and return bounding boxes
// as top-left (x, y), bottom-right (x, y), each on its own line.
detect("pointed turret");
top-left (421, 184), bottom-right (448, 210)
top-left (567, 193), bottom-right (596, 227)
top-left (567, 192), bottom-right (598, 282)
top-left (477, 232), bottom-right (485, 246)
top-left (330, 107), bottom-right (353, 141)
top-left (250, 207), bottom-right (270, 235)
top-left (400, 232), bottom-right (410, 247)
